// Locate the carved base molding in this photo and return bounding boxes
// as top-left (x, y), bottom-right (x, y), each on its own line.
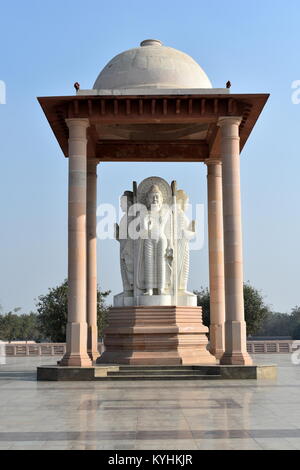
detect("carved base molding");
top-left (97, 306), bottom-right (216, 365)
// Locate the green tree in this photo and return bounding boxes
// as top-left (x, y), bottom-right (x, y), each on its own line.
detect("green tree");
top-left (194, 287), bottom-right (210, 328)
top-left (256, 306), bottom-right (300, 338)
top-left (290, 306), bottom-right (300, 339)
top-left (257, 311), bottom-right (292, 337)
top-left (36, 280), bottom-right (110, 342)
top-left (96, 289), bottom-right (110, 340)
top-left (0, 308), bottom-right (21, 342)
top-left (19, 313), bottom-right (41, 342)
top-left (195, 282), bottom-right (270, 336)
top-left (292, 324), bottom-right (300, 340)
top-left (36, 281), bottom-right (68, 342)
top-left (243, 283), bottom-right (270, 335)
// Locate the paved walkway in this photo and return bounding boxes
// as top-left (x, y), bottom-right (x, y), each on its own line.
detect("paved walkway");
top-left (0, 355), bottom-right (300, 450)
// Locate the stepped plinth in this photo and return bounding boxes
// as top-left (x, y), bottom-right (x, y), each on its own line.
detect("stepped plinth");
top-left (97, 305), bottom-right (216, 365)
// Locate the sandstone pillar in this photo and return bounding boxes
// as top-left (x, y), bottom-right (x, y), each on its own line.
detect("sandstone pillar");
top-left (206, 160), bottom-right (225, 359)
top-left (218, 117), bottom-right (252, 365)
top-left (87, 159), bottom-right (99, 361)
top-left (60, 118), bottom-right (92, 367)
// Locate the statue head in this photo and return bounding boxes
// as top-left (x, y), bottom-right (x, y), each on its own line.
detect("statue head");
top-left (120, 191), bottom-right (133, 213)
top-left (146, 185), bottom-right (163, 211)
top-left (176, 189), bottom-right (189, 212)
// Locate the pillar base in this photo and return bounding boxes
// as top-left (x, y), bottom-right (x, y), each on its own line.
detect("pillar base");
top-left (87, 325), bottom-right (100, 361)
top-left (209, 323), bottom-right (225, 359)
top-left (88, 351), bottom-right (100, 361)
top-left (60, 321), bottom-right (92, 367)
top-left (220, 321), bottom-right (252, 365)
top-left (60, 353), bottom-right (92, 367)
top-left (210, 348), bottom-right (225, 360)
top-left (97, 306), bottom-right (216, 366)
top-left (220, 352), bottom-right (253, 366)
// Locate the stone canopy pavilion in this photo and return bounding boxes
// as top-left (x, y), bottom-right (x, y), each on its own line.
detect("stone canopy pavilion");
top-left (38, 39), bottom-right (269, 370)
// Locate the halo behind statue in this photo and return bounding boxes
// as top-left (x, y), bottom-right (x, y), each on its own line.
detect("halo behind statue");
top-left (137, 176), bottom-right (172, 207)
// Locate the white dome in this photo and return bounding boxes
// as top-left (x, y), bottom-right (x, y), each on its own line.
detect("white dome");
top-left (93, 39), bottom-right (212, 90)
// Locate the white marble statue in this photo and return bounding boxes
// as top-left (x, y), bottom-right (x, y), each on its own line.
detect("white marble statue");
top-left (137, 184), bottom-right (172, 295)
top-left (176, 189), bottom-right (196, 293)
top-left (114, 177), bottom-right (197, 307)
top-left (115, 191), bottom-right (134, 296)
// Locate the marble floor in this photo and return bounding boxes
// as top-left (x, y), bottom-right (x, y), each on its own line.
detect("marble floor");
top-left (0, 355), bottom-right (300, 450)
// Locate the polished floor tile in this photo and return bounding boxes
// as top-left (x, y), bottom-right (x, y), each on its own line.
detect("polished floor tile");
top-left (0, 355), bottom-right (300, 450)
top-left (195, 438), bottom-right (262, 450)
top-left (252, 437), bottom-right (299, 450)
top-left (135, 439), bottom-right (197, 450)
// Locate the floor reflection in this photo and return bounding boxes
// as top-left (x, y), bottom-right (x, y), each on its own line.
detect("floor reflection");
top-left (0, 355), bottom-right (299, 449)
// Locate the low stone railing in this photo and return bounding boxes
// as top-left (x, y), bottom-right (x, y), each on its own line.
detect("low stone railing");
top-left (4, 343), bottom-right (67, 356)
top-left (2, 342), bottom-right (106, 357)
top-left (247, 340), bottom-right (300, 354)
top-left (1, 341), bottom-right (299, 357)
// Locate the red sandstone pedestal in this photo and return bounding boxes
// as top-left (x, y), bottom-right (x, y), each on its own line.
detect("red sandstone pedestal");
top-left (97, 306), bottom-right (216, 365)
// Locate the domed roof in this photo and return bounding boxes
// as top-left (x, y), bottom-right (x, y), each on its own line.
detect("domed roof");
top-left (93, 39), bottom-right (212, 90)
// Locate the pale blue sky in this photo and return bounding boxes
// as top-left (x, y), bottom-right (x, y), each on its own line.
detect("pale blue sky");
top-left (0, 0), bottom-right (299, 314)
